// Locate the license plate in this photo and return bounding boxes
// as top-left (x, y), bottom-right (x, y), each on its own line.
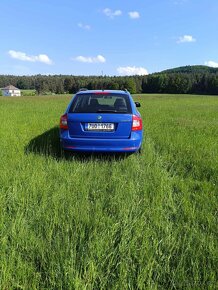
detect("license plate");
top-left (87, 123), bottom-right (114, 131)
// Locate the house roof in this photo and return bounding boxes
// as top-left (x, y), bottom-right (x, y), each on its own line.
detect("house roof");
top-left (2, 85), bottom-right (20, 90)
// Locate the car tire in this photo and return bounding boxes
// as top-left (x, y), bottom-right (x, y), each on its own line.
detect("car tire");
top-left (137, 147), bottom-right (142, 154)
top-left (61, 148), bottom-right (70, 159)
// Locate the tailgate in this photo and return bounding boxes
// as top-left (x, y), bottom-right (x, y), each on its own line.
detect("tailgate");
top-left (67, 113), bottom-right (132, 139)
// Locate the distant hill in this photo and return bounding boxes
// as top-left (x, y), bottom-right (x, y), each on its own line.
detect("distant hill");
top-left (160, 65), bottom-right (218, 74)
top-left (141, 65), bottom-right (218, 95)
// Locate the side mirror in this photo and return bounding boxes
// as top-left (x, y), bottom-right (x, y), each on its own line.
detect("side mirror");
top-left (135, 102), bottom-right (141, 107)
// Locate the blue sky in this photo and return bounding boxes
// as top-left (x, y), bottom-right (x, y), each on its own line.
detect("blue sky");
top-left (1, 0), bottom-right (218, 76)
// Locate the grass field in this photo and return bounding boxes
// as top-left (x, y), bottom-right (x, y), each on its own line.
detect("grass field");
top-left (0, 94), bottom-right (217, 289)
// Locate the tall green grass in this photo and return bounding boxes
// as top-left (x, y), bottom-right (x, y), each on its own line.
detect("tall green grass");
top-left (0, 94), bottom-right (217, 289)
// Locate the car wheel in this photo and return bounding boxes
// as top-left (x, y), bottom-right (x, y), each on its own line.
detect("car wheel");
top-left (137, 147), bottom-right (142, 154)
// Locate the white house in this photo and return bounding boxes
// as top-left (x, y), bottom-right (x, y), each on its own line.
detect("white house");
top-left (2, 85), bottom-right (21, 97)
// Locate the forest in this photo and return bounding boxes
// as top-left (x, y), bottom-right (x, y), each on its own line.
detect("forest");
top-left (0, 65), bottom-right (218, 95)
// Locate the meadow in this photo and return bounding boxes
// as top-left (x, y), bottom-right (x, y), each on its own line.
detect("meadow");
top-left (0, 93), bottom-right (217, 289)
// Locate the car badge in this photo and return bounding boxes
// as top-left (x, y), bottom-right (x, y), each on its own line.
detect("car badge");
top-left (97, 115), bottom-right (102, 120)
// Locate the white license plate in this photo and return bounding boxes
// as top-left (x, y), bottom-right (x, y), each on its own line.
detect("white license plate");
top-left (87, 123), bottom-right (114, 131)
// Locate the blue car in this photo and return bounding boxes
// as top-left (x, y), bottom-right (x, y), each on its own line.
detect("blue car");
top-left (60, 89), bottom-right (143, 153)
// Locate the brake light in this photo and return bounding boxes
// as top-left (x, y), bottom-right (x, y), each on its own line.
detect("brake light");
top-left (94, 92), bottom-right (109, 95)
top-left (60, 114), bottom-right (68, 130)
top-left (132, 115), bottom-right (142, 131)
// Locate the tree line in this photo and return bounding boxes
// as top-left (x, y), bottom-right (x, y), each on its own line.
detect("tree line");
top-left (0, 66), bottom-right (218, 95)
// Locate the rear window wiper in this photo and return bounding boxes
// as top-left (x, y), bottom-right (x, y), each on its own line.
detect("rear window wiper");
top-left (97, 109), bottom-right (117, 113)
top-left (97, 109), bottom-right (127, 113)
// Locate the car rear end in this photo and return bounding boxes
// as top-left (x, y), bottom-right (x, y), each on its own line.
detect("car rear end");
top-left (60, 90), bottom-right (143, 153)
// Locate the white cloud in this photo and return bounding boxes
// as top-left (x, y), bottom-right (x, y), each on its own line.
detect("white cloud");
top-left (117, 66), bottom-right (148, 76)
top-left (78, 23), bottom-right (91, 30)
top-left (8, 50), bottom-right (53, 64)
top-left (128, 11), bottom-right (140, 19)
top-left (177, 35), bottom-right (196, 43)
top-left (103, 8), bottom-right (122, 18)
top-left (74, 55), bottom-right (106, 63)
top-left (204, 60), bottom-right (218, 68)
top-left (37, 55), bottom-right (52, 64)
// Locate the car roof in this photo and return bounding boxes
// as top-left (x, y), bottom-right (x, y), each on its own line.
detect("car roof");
top-left (76, 89), bottom-right (130, 95)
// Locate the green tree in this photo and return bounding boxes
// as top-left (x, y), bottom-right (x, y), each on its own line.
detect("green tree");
top-left (124, 78), bottom-right (136, 94)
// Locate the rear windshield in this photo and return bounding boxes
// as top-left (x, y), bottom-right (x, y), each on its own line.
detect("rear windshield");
top-left (69, 93), bottom-right (132, 114)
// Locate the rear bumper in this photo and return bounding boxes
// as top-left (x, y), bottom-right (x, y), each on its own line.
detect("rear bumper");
top-left (60, 130), bottom-right (142, 153)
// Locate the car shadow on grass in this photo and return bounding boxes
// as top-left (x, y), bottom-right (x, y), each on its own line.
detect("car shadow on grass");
top-left (25, 126), bottom-right (130, 162)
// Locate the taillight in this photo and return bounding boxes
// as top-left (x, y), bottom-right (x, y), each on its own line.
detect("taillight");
top-left (60, 114), bottom-right (68, 130)
top-left (132, 115), bottom-right (142, 131)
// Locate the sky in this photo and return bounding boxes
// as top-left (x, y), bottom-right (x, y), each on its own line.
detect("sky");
top-left (1, 0), bottom-right (218, 76)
